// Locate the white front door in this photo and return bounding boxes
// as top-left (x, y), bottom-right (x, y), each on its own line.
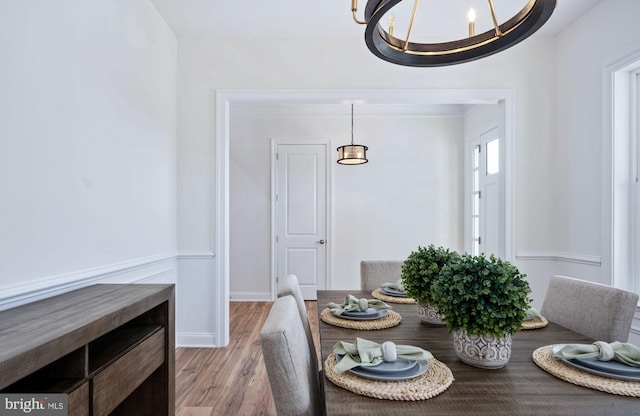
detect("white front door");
top-left (273, 141), bottom-right (330, 300)
top-left (467, 127), bottom-right (504, 258)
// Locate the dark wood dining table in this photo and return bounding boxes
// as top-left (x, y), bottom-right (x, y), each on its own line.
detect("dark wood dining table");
top-left (317, 290), bottom-right (640, 416)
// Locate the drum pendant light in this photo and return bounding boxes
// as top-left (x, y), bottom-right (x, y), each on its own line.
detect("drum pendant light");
top-left (337, 104), bottom-right (368, 165)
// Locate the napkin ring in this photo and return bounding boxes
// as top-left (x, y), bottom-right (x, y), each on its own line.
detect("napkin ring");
top-left (382, 341), bottom-right (397, 362)
top-left (593, 341), bottom-right (614, 361)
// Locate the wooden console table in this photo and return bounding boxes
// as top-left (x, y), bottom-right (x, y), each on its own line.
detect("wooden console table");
top-left (0, 284), bottom-right (175, 416)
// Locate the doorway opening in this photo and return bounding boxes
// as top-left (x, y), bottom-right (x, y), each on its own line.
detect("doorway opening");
top-left (215, 89), bottom-right (515, 346)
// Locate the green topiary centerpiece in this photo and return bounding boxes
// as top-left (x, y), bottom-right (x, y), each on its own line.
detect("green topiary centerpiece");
top-left (401, 245), bottom-right (457, 305)
top-left (432, 252), bottom-right (532, 368)
top-left (401, 245), bottom-right (458, 324)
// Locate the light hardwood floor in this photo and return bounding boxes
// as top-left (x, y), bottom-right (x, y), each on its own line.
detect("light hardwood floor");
top-left (175, 301), bottom-right (320, 416)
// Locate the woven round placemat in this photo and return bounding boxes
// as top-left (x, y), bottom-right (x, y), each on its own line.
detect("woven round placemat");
top-left (324, 353), bottom-right (454, 400)
top-left (371, 289), bottom-right (416, 304)
top-left (532, 344), bottom-right (640, 397)
top-left (522, 315), bottom-right (548, 330)
top-left (320, 308), bottom-right (402, 330)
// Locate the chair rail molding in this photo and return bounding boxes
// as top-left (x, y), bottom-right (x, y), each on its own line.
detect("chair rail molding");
top-left (176, 250), bottom-right (216, 260)
top-left (516, 251), bottom-right (601, 266)
top-left (0, 252), bottom-right (178, 312)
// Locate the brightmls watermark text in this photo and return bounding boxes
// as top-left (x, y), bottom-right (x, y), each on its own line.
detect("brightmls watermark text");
top-left (0, 394), bottom-right (67, 416)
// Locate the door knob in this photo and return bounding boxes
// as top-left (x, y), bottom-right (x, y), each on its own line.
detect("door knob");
top-left (318, 239), bottom-right (325, 244)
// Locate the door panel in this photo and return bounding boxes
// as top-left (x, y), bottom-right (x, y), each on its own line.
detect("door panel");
top-left (286, 154), bottom-right (318, 235)
top-left (479, 130), bottom-right (503, 258)
top-left (483, 181), bottom-right (500, 257)
top-left (286, 248), bottom-right (319, 290)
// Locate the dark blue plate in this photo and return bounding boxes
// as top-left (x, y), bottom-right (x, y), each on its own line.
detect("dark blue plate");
top-left (340, 309), bottom-right (388, 321)
top-left (349, 359), bottom-right (428, 380)
top-left (342, 308), bottom-right (382, 319)
top-left (336, 354), bottom-right (426, 380)
top-left (381, 287), bottom-right (407, 297)
top-left (563, 357), bottom-right (640, 381)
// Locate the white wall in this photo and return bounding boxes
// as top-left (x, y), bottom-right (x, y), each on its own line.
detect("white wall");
top-left (177, 35), bottom-right (557, 344)
top-left (464, 104), bottom-right (501, 138)
top-left (554, 0), bottom-right (640, 276)
top-left (2, 0), bottom-right (636, 347)
top-left (0, 1), bottom-right (177, 309)
top-left (229, 107), bottom-right (464, 298)
top-left (553, 0), bottom-right (640, 343)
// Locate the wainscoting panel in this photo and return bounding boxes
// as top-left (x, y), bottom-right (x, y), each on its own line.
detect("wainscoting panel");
top-left (514, 252), bottom-right (639, 344)
top-left (514, 251), bottom-right (603, 307)
top-left (176, 251), bottom-right (217, 347)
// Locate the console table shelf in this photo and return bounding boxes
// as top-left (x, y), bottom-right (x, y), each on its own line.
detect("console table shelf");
top-left (0, 284), bottom-right (175, 416)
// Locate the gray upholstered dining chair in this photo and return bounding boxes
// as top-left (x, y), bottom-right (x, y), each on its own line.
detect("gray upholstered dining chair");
top-left (260, 295), bottom-right (324, 416)
top-left (360, 260), bottom-right (404, 291)
top-left (277, 274), bottom-right (318, 367)
top-left (540, 275), bottom-right (639, 342)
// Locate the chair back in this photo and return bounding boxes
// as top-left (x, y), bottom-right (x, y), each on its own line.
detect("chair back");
top-left (360, 260), bottom-right (403, 291)
top-left (260, 295), bottom-right (324, 416)
top-left (541, 275), bottom-right (639, 342)
top-left (277, 274), bottom-right (318, 367)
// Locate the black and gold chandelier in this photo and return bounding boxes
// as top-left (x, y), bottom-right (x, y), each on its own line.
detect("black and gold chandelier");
top-left (351, 0), bottom-right (557, 67)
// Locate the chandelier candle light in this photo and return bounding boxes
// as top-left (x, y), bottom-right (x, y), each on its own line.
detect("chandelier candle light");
top-left (468, 8), bottom-right (476, 37)
top-left (351, 0), bottom-right (557, 67)
top-left (337, 104), bottom-right (368, 165)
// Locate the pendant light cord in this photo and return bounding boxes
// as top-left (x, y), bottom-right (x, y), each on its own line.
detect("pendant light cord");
top-left (351, 104), bottom-right (355, 145)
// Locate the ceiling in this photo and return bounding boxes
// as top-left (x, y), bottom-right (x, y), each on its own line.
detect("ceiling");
top-left (150, 0), bottom-right (602, 40)
top-left (149, 0), bottom-right (603, 110)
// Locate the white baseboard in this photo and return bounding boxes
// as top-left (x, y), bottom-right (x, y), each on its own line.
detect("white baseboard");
top-left (177, 332), bottom-right (217, 348)
top-left (516, 251), bottom-right (601, 266)
top-left (0, 252), bottom-right (178, 311)
top-left (229, 291), bottom-right (272, 301)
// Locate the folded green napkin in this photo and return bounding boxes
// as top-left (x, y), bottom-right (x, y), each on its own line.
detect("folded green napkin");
top-left (381, 279), bottom-right (405, 291)
top-left (525, 307), bottom-right (543, 319)
top-left (327, 294), bottom-right (390, 316)
top-left (333, 337), bottom-right (433, 374)
top-left (553, 342), bottom-right (640, 367)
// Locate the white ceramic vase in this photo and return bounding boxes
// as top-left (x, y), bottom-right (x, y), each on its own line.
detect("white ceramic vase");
top-left (453, 329), bottom-right (512, 369)
top-left (417, 302), bottom-right (445, 325)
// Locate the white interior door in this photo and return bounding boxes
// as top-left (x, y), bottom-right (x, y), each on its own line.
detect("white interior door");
top-left (273, 141), bottom-right (329, 300)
